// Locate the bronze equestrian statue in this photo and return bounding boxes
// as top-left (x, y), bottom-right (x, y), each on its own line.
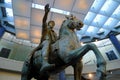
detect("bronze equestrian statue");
top-left (21, 4), bottom-right (106, 80)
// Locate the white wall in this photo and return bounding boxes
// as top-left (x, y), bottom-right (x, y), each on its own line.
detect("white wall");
top-left (1, 57), bottom-right (120, 74)
top-left (82, 38), bottom-right (120, 65)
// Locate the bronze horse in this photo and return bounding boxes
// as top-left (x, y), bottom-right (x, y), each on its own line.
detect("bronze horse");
top-left (21, 16), bottom-right (106, 80)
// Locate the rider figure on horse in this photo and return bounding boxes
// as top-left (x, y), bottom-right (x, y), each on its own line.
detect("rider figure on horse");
top-left (32, 4), bottom-right (57, 72)
top-left (40, 4), bottom-right (57, 72)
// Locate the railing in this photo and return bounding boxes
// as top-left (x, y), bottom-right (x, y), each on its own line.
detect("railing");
top-left (0, 57), bottom-right (120, 74)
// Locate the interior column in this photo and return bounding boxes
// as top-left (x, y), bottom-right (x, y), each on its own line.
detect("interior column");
top-left (109, 33), bottom-right (120, 56)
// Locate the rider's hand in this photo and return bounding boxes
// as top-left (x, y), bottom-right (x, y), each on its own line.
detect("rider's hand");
top-left (45, 4), bottom-right (50, 13)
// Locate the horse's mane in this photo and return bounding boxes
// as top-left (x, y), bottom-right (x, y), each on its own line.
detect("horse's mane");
top-left (59, 19), bottom-right (71, 38)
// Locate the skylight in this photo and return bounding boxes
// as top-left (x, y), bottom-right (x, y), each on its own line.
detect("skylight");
top-left (5, 0), bottom-right (12, 4)
top-left (99, 28), bottom-right (105, 33)
top-left (5, 0), bottom-right (13, 17)
top-left (32, 3), bottom-right (70, 15)
top-left (100, 0), bottom-right (119, 16)
top-left (115, 21), bottom-right (120, 27)
top-left (87, 26), bottom-right (97, 33)
top-left (92, 14), bottom-right (108, 27)
top-left (101, 0), bottom-right (114, 12)
top-left (90, 0), bottom-right (105, 12)
top-left (6, 8), bottom-right (13, 17)
top-left (32, 3), bottom-right (44, 10)
top-left (51, 8), bottom-right (70, 15)
top-left (83, 12), bottom-right (96, 24)
top-left (104, 17), bottom-right (119, 27)
top-left (5, 2), bottom-right (70, 18)
top-left (3, 0), bottom-right (120, 44)
top-left (112, 5), bottom-right (120, 19)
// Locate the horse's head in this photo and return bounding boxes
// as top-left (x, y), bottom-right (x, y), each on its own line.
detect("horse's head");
top-left (65, 14), bottom-right (84, 30)
top-left (59, 15), bottom-right (84, 37)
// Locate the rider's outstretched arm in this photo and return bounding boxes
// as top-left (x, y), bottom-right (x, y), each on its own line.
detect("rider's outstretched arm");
top-left (41, 4), bottom-right (50, 42)
top-left (33, 4), bottom-right (50, 51)
top-left (42, 4), bottom-right (50, 28)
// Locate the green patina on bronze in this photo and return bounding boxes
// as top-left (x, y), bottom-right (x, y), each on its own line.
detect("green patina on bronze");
top-left (21, 4), bottom-right (106, 80)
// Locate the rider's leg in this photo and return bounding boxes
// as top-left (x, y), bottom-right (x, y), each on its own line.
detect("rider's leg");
top-left (40, 40), bottom-right (55, 72)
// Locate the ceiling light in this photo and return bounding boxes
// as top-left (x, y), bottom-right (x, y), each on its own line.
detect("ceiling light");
top-left (95, 39), bottom-right (98, 42)
top-left (14, 16), bottom-right (30, 30)
top-left (31, 8), bottom-right (44, 26)
top-left (80, 42), bottom-right (84, 45)
top-left (54, 0), bottom-right (74, 11)
top-left (16, 30), bottom-right (29, 40)
top-left (88, 73), bottom-right (93, 78)
top-left (12, 0), bottom-right (32, 17)
top-left (30, 26), bottom-right (41, 38)
top-left (31, 38), bottom-right (40, 44)
top-left (78, 0), bottom-right (88, 10)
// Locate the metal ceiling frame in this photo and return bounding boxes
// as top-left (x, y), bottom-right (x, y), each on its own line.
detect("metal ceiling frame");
top-left (0, 0), bottom-right (120, 44)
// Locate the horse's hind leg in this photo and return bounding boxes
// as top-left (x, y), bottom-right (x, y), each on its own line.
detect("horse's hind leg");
top-left (21, 61), bottom-right (32, 80)
top-left (72, 60), bottom-right (83, 80)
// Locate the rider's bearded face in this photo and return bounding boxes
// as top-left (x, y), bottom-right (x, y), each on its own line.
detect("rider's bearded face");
top-left (48, 21), bottom-right (55, 29)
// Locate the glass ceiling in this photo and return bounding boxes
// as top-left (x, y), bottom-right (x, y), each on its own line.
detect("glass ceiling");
top-left (3, 0), bottom-right (120, 45)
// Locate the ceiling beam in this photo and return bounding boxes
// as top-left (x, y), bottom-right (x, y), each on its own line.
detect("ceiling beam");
top-left (0, 16), bottom-right (14, 22)
top-left (0, 0), bottom-right (4, 3)
top-left (0, 3), bottom-right (12, 8)
top-left (1, 7), bottom-right (6, 17)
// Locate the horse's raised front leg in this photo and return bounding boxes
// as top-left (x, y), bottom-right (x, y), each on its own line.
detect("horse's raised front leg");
top-left (87, 44), bottom-right (106, 80)
top-left (64, 43), bottom-right (106, 80)
top-left (72, 59), bottom-right (83, 80)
